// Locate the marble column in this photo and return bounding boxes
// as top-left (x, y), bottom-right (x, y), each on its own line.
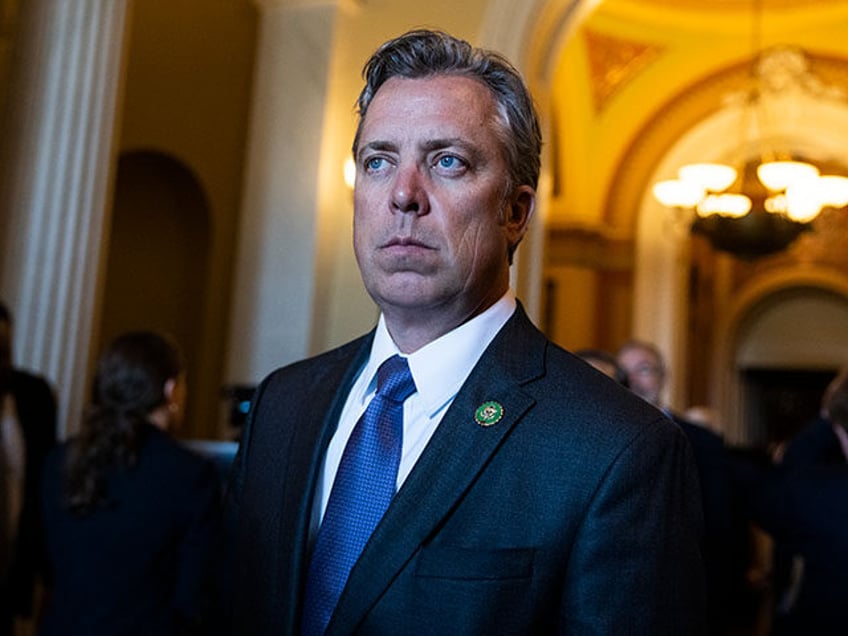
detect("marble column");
top-left (226, 0), bottom-right (340, 385)
top-left (0, 0), bottom-right (131, 436)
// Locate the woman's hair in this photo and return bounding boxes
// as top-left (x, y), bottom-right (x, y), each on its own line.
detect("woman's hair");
top-left (64, 331), bottom-right (182, 515)
top-left (353, 29), bottom-right (542, 196)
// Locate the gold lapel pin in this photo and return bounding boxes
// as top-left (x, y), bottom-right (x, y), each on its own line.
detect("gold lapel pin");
top-left (474, 401), bottom-right (504, 427)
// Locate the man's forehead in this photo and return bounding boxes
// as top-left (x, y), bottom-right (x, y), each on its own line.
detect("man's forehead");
top-left (358, 80), bottom-right (499, 152)
top-left (365, 75), bottom-right (495, 120)
top-left (620, 347), bottom-right (660, 366)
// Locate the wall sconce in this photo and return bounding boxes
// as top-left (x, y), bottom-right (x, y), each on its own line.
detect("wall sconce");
top-left (343, 157), bottom-right (356, 190)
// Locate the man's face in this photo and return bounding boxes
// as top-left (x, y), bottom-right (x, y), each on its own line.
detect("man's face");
top-left (618, 346), bottom-right (665, 406)
top-left (353, 75), bottom-right (534, 331)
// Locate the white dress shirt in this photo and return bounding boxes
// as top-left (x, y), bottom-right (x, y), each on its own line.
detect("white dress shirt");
top-left (313, 290), bottom-right (517, 529)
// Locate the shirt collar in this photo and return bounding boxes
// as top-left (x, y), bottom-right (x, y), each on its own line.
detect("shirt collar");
top-left (365, 290), bottom-right (517, 415)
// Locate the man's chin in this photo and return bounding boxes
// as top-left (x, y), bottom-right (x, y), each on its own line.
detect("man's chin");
top-left (367, 282), bottom-right (447, 313)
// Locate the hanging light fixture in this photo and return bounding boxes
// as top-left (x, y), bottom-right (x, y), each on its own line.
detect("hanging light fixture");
top-left (652, 0), bottom-right (848, 259)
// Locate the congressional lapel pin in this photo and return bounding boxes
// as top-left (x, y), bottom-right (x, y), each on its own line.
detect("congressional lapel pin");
top-left (474, 401), bottom-right (504, 427)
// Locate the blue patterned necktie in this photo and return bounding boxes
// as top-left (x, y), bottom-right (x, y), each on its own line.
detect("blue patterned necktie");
top-left (301, 355), bottom-right (416, 636)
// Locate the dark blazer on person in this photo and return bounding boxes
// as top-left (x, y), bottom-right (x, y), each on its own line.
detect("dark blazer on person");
top-left (39, 424), bottom-right (220, 636)
top-left (3, 369), bottom-right (56, 618)
top-left (780, 416), bottom-right (844, 469)
top-left (671, 416), bottom-right (736, 635)
top-left (752, 461), bottom-right (848, 635)
top-left (744, 416), bottom-right (848, 635)
top-left (223, 306), bottom-right (707, 635)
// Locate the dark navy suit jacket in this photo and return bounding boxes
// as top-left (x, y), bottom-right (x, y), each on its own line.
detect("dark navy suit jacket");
top-left (750, 417), bottom-right (848, 635)
top-left (224, 306), bottom-right (707, 634)
top-left (671, 416), bottom-right (736, 635)
top-left (3, 370), bottom-right (56, 618)
top-left (40, 424), bottom-right (221, 636)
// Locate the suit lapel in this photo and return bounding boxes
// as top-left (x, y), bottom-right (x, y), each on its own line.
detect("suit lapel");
top-left (269, 336), bottom-right (373, 633)
top-left (329, 307), bottom-right (547, 634)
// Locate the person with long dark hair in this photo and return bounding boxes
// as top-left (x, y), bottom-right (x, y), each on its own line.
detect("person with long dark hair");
top-left (39, 331), bottom-right (220, 635)
top-left (0, 301), bottom-right (56, 636)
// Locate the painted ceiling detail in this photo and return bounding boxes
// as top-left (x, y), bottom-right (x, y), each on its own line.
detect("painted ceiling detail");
top-left (582, 27), bottom-right (664, 114)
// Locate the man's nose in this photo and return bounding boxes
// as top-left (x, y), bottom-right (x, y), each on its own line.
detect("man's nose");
top-left (390, 164), bottom-right (429, 215)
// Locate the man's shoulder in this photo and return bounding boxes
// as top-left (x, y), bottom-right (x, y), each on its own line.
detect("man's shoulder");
top-left (250, 333), bottom-right (372, 411)
top-left (673, 414), bottom-right (725, 447)
top-left (267, 333), bottom-right (371, 382)
top-left (781, 415), bottom-right (843, 467)
top-left (496, 336), bottom-right (677, 448)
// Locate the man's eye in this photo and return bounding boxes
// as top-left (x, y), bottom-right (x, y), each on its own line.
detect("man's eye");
top-left (365, 157), bottom-right (386, 171)
top-left (433, 154), bottom-right (468, 174)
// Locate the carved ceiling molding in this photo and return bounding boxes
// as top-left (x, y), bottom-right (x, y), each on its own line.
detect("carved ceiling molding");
top-left (582, 27), bottom-right (664, 114)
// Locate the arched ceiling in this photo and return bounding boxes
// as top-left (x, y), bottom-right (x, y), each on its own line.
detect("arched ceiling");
top-left (544, 0), bottom-right (848, 230)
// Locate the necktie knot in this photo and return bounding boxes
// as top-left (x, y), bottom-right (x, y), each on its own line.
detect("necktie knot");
top-left (376, 355), bottom-right (416, 403)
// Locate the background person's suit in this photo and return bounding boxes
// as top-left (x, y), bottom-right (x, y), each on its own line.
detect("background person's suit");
top-left (40, 423), bottom-right (221, 636)
top-left (224, 307), bottom-right (707, 635)
top-left (751, 461), bottom-right (848, 635)
top-left (1, 369), bottom-right (56, 629)
top-left (752, 416), bottom-right (848, 635)
top-left (670, 415), bottom-right (737, 635)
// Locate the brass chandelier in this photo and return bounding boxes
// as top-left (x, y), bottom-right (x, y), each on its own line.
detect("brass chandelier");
top-left (652, 2), bottom-right (848, 259)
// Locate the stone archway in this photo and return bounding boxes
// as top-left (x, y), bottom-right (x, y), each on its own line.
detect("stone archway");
top-left (97, 150), bottom-right (213, 439)
top-left (713, 269), bottom-right (848, 445)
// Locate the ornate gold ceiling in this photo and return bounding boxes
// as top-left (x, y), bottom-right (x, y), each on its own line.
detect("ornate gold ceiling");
top-left (629, 0), bottom-right (847, 10)
top-left (544, 0), bottom-right (848, 231)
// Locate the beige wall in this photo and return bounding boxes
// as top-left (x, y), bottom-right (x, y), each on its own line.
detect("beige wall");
top-left (109, 0), bottom-right (258, 437)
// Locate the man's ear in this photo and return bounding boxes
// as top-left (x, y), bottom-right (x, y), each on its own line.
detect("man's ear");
top-left (504, 185), bottom-right (536, 244)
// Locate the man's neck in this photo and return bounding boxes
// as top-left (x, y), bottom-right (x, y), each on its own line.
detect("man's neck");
top-left (381, 294), bottom-right (505, 354)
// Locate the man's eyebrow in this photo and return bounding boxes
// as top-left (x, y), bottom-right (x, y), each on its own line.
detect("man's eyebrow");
top-left (357, 140), bottom-right (397, 158)
top-left (419, 137), bottom-right (462, 150)
top-left (420, 138), bottom-right (483, 163)
top-left (358, 137), bottom-right (483, 162)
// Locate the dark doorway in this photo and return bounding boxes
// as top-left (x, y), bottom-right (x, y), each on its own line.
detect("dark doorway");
top-left (741, 367), bottom-right (838, 449)
top-left (98, 151), bottom-right (211, 438)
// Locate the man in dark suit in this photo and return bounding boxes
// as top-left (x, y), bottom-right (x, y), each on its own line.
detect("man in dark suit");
top-left (617, 340), bottom-right (737, 635)
top-left (753, 367), bottom-right (848, 635)
top-left (0, 301), bottom-right (56, 635)
top-left (223, 30), bottom-right (706, 635)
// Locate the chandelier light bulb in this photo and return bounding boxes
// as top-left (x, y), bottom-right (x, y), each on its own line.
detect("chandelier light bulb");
top-left (764, 194), bottom-right (788, 214)
top-left (817, 175), bottom-right (848, 208)
top-left (696, 193), bottom-right (752, 218)
top-left (756, 160), bottom-right (819, 191)
top-left (652, 179), bottom-right (705, 208)
top-left (678, 163), bottom-right (737, 192)
top-left (784, 182), bottom-right (823, 222)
